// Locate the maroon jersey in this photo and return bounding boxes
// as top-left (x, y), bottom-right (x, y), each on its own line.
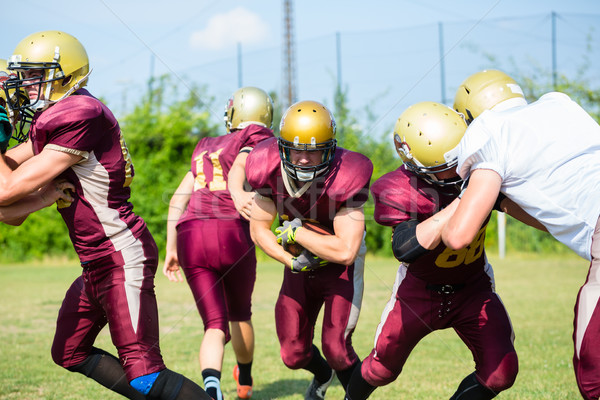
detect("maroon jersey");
top-left (246, 137), bottom-right (373, 229)
top-left (370, 166), bottom-right (489, 283)
top-left (178, 125), bottom-right (273, 225)
top-left (29, 89), bottom-right (146, 262)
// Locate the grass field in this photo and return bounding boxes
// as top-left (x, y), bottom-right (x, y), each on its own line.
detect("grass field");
top-left (0, 252), bottom-right (589, 399)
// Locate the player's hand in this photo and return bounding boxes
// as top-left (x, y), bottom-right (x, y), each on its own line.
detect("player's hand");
top-left (39, 180), bottom-right (75, 207)
top-left (0, 105), bottom-right (12, 154)
top-left (276, 218), bottom-right (302, 245)
top-left (290, 249), bottom-right (328, 273)
top-left (232, 190), bottom-right (255, 221)
top-left (163, 251), bottom-right (184, 282)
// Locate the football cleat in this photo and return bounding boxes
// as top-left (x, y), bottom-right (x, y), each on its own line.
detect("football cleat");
top-left (233, 365), bottom-right (253, 399)
top-left (305, 369), bottom-right (335, 400)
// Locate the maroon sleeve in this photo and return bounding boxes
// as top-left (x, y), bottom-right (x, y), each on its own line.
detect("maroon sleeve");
top-left (38, 93), bottom-right (106, 152)
top-left (245, 137), bottom-right (280, 198)
top-left (328, 149), bottom-right (373, 209)
top-left (371, 169), bottom-right (412, 226)
top-left (239, 124), bottom-right (274, 150)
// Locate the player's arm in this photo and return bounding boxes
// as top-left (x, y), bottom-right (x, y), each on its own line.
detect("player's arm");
top-left (228, 150), bottom-right (255, 221)
top-left (497, 196), bottom-right (548, 232)
top-left (0, 180), bottom-right (75, 225)
top-left (250, 194), bottom-right (295, 269)
top-left (392, 198), bottom-right (461, 262)
top-left (442, 169), bottom-right (500, 249)
top-left (163, 171), bottom-right (193, 282)
top-left (294, 206), bottom-right (365, 266)
top-left (4, 138), bottom-right (35, 169)
top-left (0, 147), bottom-right (81, 205)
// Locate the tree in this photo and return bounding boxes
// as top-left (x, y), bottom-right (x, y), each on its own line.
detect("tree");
top-left (333, 84), bottom-right (399, 256)
top-left (122, 75), bottom-right (220, 253)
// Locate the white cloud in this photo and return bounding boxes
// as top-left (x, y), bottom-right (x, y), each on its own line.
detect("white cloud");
top-left (189, 7), bottom-right (270, 50)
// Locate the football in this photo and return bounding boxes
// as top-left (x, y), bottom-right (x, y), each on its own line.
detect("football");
top-left (283, 220), bottom-right (334, 257)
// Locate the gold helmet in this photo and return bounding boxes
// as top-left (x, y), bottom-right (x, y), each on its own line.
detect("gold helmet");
top-left (394, 101), bottom-right (467, 186)
top-left (278, 100), bottom-right (337, 182)
top-left (0, 59), bottom-right (30, 143)
top-left (6, 31), bottom-right (90, 111)
top-left (224, 86), bottom-right (274, 133)
top-left (0, 59), bottom-right (12, 108)
top-left (453, 69), bottom-right (525, 124)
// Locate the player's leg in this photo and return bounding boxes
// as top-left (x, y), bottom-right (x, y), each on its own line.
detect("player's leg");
top-left (184, 265), bottom-right (227, 400)
top-left (451, 272), bottom-right (518, 399)
top-left (222, 220), bottom-right (257, 398)
top-left (100, 230), bottom-right (208, 399)
top-left (230, 320), bottom-right (255, 399)
top-left (319, 241), bottom-right (366, 391)
top-left (178, 219), bottom-right (242, 400)
top-left (132, 368), bottom-right (212, 400)
top-left (319, 265), bottom-right (361, 389)
top-left (275, 269), bottom-right (332, 398)
top-left (51, 276), bottom-right (145, 399)
top-left (573, 218), bottom-right (600, 400)
top-left (347, 266), bottom-right (434, 399)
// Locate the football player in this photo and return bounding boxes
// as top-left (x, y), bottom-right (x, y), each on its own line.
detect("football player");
top-left (0, 31), bottom-right (211, 400)
top-left (0, 59), bottom-right (73, 224)
top-left (246, 100), bottom-right (373, 400)
top-left (163, 86), bottom-right (275, 400)
top-left (344, 101), bottom-right (518, 400)
top-left (442, 69), bottom-right (600, 400)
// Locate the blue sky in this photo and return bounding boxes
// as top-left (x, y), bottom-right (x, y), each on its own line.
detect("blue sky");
top-left (4, 1), bottom-right (600, 136)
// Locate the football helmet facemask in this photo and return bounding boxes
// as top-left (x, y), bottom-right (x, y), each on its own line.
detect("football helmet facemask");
top-left (0, 59), bottom-right (31, 143)
top-left (278, 100), bottom-right (337, 182)
top-left (224, 86), bottom-right (274, 133)
top-left (453, 69), bottom-right (526, 124)
top-left (5, 30), bottom-right (90, 112)
top-left (394, 101), bottom-right (467, 187)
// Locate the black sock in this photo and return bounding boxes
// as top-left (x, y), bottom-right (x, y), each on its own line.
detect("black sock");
top-left (336, 360), bottom-right (360, 390)
top-left (450, 372), bottom-right (497, 400)
top-left (147, 368), bottom-right (212, 400)
top-left (237, 360), bottom-right (253, 385)
top-left (202, 369), bottom-right (222, 399)
top-left (345, 361), bottom-right (376, 400)
top-left (66, 347), bottom-right (145, 399)
top-left (303, 345), bottom-right (332, 383)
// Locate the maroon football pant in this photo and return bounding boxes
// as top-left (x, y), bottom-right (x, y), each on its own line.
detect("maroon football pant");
top-left (176, 218), bottom-right (256, 340)
top-left (275, 248), bottom-right (365, 372)
top-left (51, 229), bottom-right (166, 381)
top-left (574, 216), bottom-right (600, 400)
top-left (362, 265), bottom-right (518, 393)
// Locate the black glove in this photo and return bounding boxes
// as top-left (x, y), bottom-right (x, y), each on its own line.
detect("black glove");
top-left (291, 249), bottom-right (328, 273)
top-left (0, 106), bottom-right (12, 154)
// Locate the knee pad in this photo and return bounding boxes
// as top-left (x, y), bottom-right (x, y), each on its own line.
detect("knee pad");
top-left (130, 371), bottom-right (160, 395)
top-left (146, 369), bottom-right (184, 400)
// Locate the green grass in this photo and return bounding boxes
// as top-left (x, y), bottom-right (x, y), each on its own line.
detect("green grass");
top-left (0, 252), bottom-right (588, 399)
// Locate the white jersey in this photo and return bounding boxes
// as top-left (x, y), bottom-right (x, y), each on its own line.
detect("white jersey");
top-left (457, 92), bottom-right (600, 260)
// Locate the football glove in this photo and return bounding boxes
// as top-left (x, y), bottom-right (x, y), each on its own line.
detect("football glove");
top-left (0, 106), bottom-right (12, 154)
top-left (291, 249), bottom-right (328, 273)
top-left (276, 218), bottom-right (302, 245)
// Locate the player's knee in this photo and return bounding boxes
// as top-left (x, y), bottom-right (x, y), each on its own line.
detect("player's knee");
top-left (130, 371), bottom-right (161, 395)
top-left (483, 351), bottom-right (518, 392)
top-left (360, 357), bottom-right (399, 387)
top-left (135, 369), bottom-right (184, 398)
top-left (65, 352), bottom-right (101, 376)
top-left (321, 347), bottom-right (348, 372)
top-left (280, 346), bottom-right (312, 369)
top-left (204, 317), bottom-right (229, 336)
